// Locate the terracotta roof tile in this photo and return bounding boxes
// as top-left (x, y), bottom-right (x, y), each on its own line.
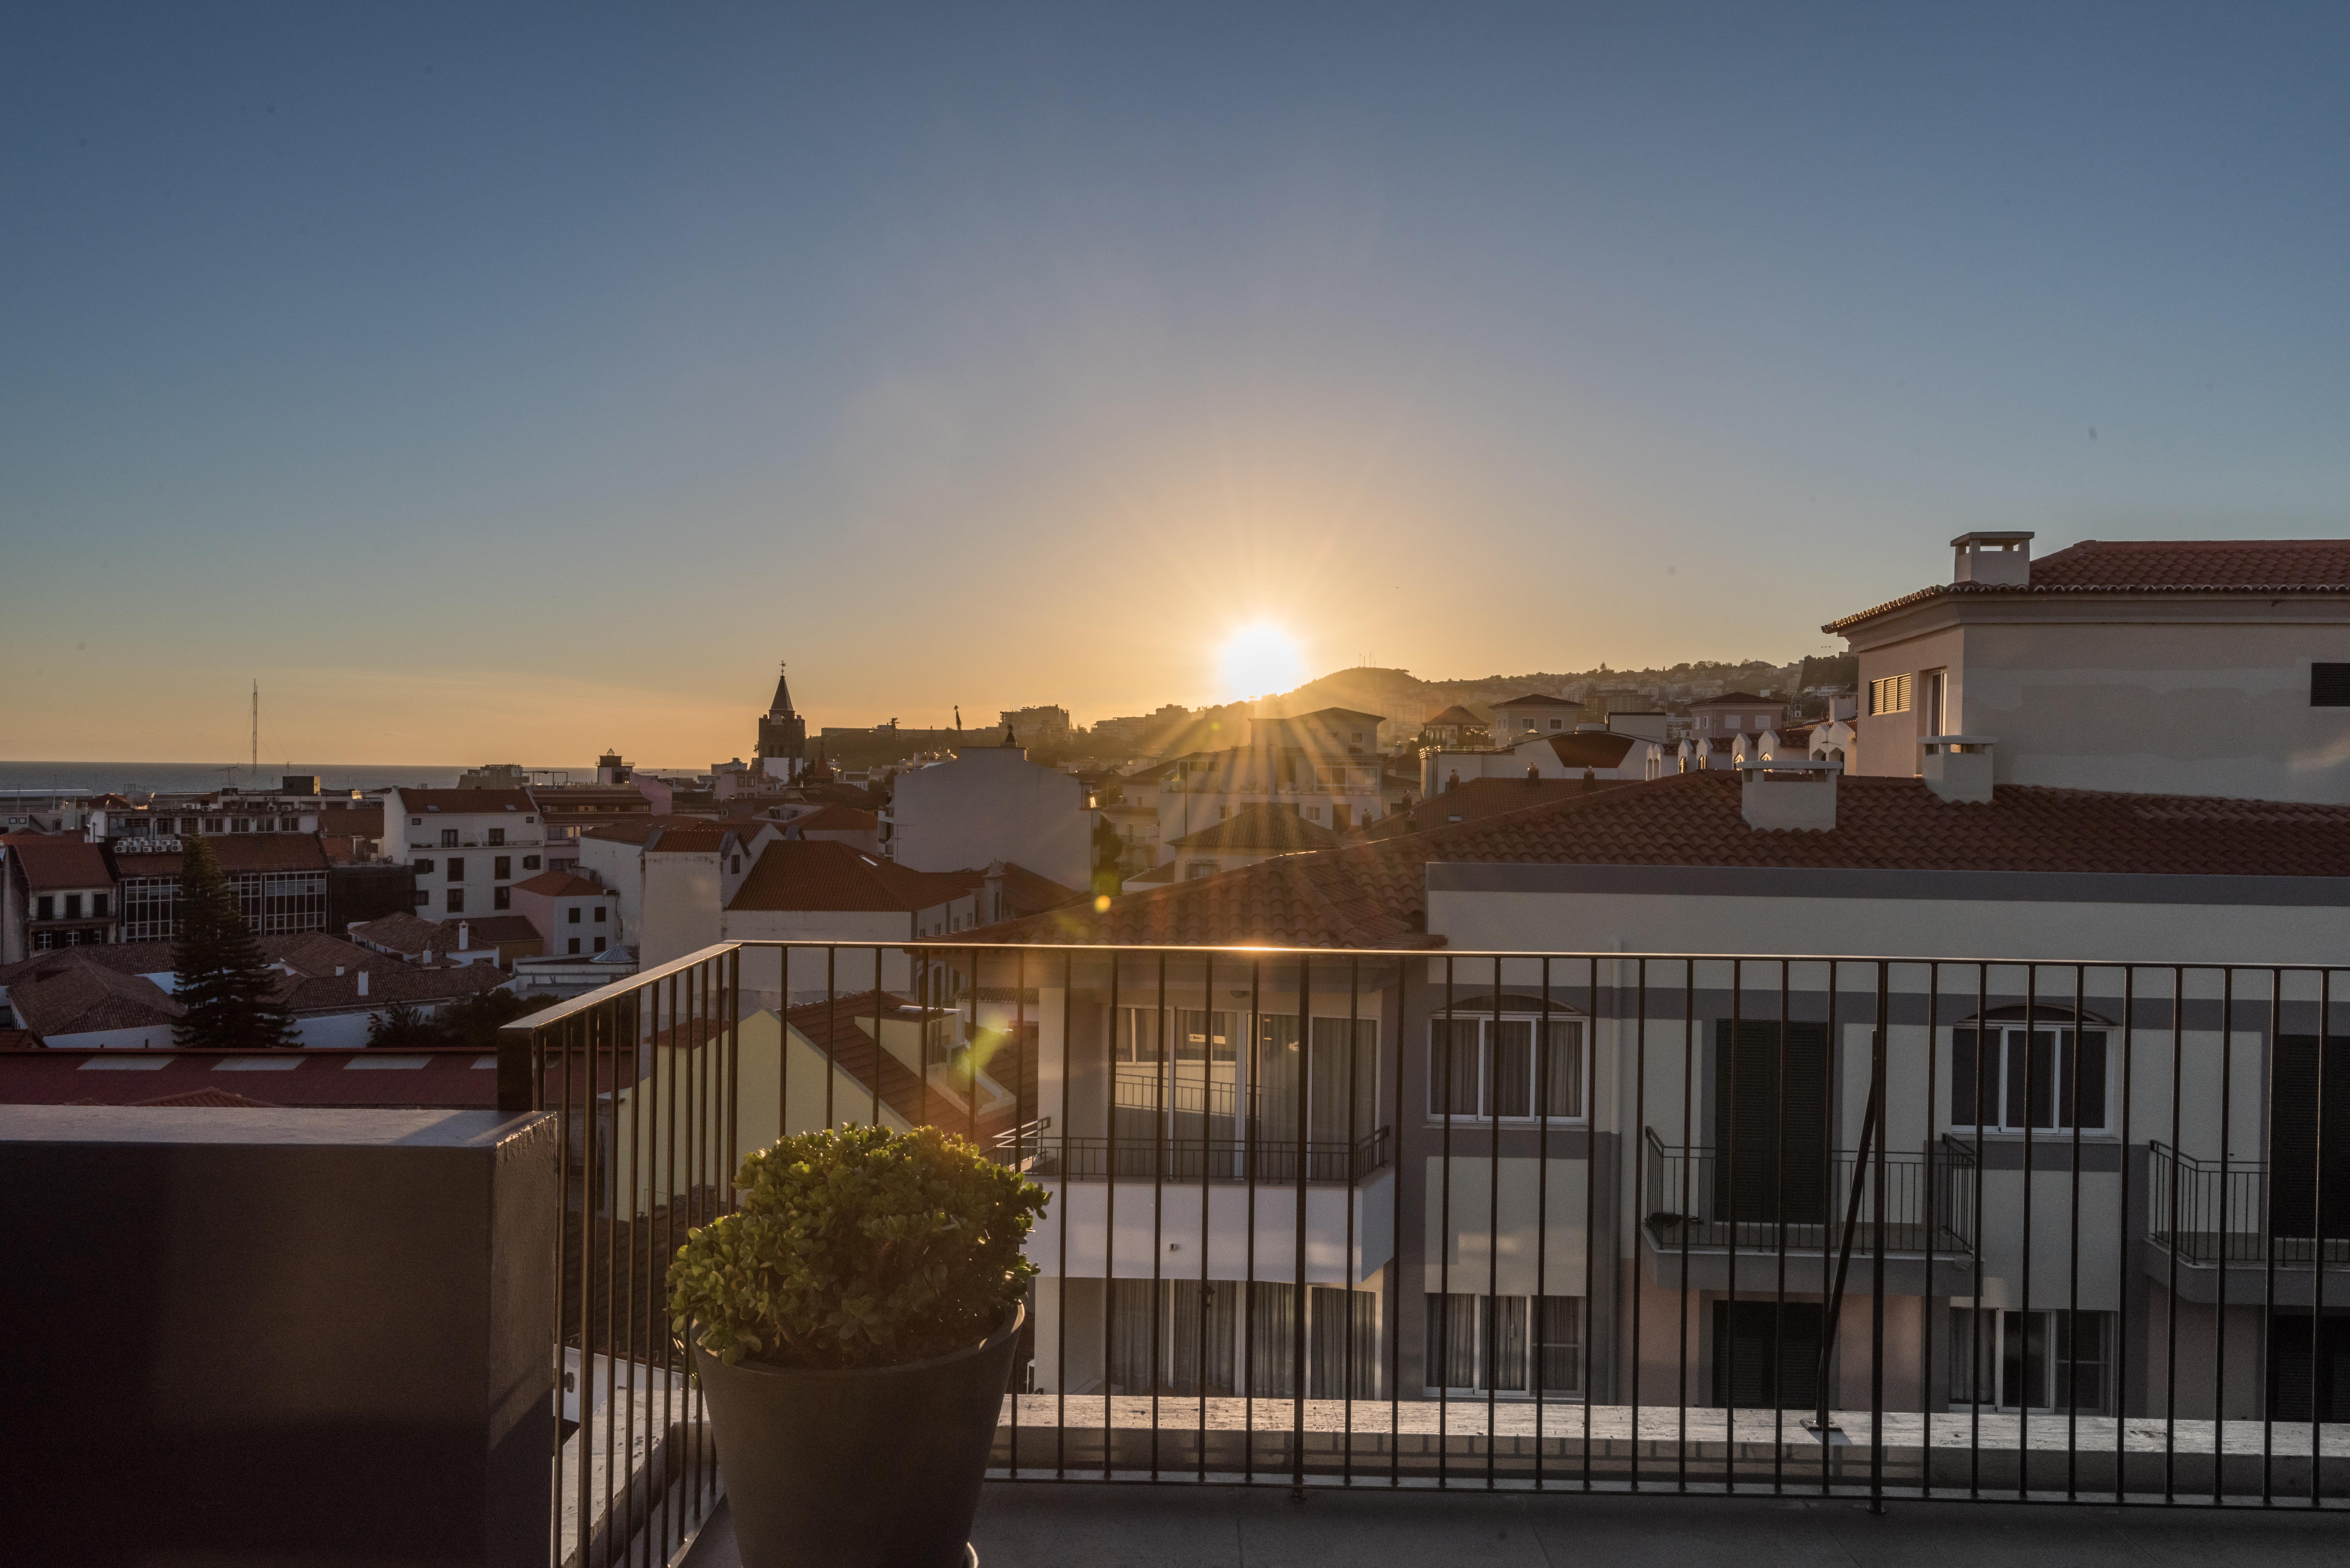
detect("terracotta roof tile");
top-left (789, 803), bottom-right (880, 833)
top-left (0, 835), bottom-right (113, 892)
top-left (389, 788), bottom-right (536, 813)
top-left (1543, 731), bottom-right (1641, 769)
top-left (1168, 803), bottom-right (1345, 853)
top-left (727, 840), bottom-right (970, 913)
top-left (511, 870), bottom-right (608, 899)
top-left (1352, 777), bottom-right (1633, 842)
top-left (974, 772), bottom-right (2350, 949)
top-left (1825, 538), bottom-right (2350, 632)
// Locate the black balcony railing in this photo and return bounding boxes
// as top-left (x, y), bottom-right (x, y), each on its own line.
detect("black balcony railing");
top-left (1643, 1128), bottom-right (1978, 1254)
top-left (500, 943), bottom-right (2350, 1562)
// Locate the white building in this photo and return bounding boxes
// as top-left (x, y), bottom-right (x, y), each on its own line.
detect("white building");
top-left (886, 739), bottom-right (1094, 888)
top-left (578, 816), bottom-right (782, 968)
top-left (1827, 533), bottom-right (2350, 801)
top-left (385, 788), bottom-right (548, 922)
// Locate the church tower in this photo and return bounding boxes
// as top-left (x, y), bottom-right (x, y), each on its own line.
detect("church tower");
top-left (755, 662), bottom-right (807, 777)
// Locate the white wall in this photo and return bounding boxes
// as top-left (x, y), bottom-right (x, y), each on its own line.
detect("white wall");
top-left (638, 851), bottom-right (721, 968)
top-left (890, 747), bottom-right (1092, 886)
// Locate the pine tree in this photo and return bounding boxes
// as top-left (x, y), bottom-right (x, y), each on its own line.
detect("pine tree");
top-left (171, 836), bottom-right (299, 1050)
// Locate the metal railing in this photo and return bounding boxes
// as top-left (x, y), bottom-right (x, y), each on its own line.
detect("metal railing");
top-left (498, 943), bottom-right (2350, 1561)
top-left (1642, 1129), bottom-right (1977, 1254)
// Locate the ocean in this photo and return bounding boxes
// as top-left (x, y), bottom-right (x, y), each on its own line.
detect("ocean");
top-left (3, 760), bottom-right (490, 796)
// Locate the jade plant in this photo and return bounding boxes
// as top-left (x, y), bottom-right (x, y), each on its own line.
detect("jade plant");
top-left (670, 1125), bottom-right (1050, 1370)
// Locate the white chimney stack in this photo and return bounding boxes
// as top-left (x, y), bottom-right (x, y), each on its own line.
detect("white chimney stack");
top-left (357, 969), bottom-right (370, 998)
top-left (1740, 757), bottom-right (1840, 833)
top-left (458, 921), bottom-right (471, 951)
top-left (1920, 736), bottom-right (1996, 804)
top-left (1951, 530), bottom-right (2034, 586)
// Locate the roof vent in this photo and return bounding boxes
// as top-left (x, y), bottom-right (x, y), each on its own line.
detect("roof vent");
top-left (1920, 735), bottom-right (1996, 804)
top-left (1740, 758), bottom-right (1840, 833)
top-left (1951, 531), bottom-right (2034, 587)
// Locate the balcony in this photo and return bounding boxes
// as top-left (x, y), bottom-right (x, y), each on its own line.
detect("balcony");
top-left (1027, 1128), bottom-right (1391, 1184)
top-left (2146, 1141), bottom-right (2350, 1304)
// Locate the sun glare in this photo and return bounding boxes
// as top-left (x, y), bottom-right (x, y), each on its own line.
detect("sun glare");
top-left (1217, 622), bottom-right (1305, 700)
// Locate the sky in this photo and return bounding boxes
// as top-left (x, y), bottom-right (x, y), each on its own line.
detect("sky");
top-left (4, 3), bottom-right (2347, 765)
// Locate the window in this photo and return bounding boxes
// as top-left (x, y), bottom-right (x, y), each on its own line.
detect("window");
top-left (1726, 715), bottom-right (1742, 730)
top-left (567, 907), bottom-right (581, 924)
top-left (90, 893), bottom-right (107, 918)
top-left (593, 936), bottom-right (606, 953)
top-left (525, 815), bottom-right (535, 823)
top-left (1869, 673), bottom-right (1912, 716)
top-left (446, 888), bottom-right (465, 913)
top-left (413, 859), bottom-right (434, 875)
top-left (493, 887), bottom-right (511, 911)
top-left (409, 817), bottom-right (423, 826)
top-left (63, 894), bottom-right (82, 919)
top-left (413, 889), bottom-right (429, 908)
top-left (730, 855), bottom-right (741, 874)
top-left (593, 906), bottom-right (606, 923)
top-left (493, 856), bottom-right (511, 881)
top-left (1951, 1019), bottom-right (2109, 1133)
top-left (522, 855), bottom-right (541, 871)
top-left (1425, 1294), bottom-right (1583, 1395)
top-left (231, 818), bottom-right (251, 833)
top-left (1549, 718), bottom-right (1563, 730)
top-left (35, 895), bottom-right (54, 920)
top-left (279, 815), bottom-right (298, 830)
top-left (439, 829), bottom-right (459, 848)
top-left (568, 937), bottom-right (581, 955)
top-left (203, 818), bottom-right (224, 834)
top-left (447, 857), bottom-right (465, 880)
top-left (1950, 1308), bottom-right (2109, 1413)
top-left (1186, 861), bottom-right (1219, 878)
top-left (488, 828), bottom-right (505, 846)
top-left (1922, 667), bottom-right (1948, 733)
top-left (2313, 664), bottom-right (2350, 707)
top-left (1427, 1010), bottom-right (1587, 1121)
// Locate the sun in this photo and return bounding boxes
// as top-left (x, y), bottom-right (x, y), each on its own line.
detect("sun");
top-left (1216, 622), bottom-right (1305, 700)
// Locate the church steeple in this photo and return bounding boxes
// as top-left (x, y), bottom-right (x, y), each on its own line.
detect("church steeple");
top-left (756, 660), bottom-right (807, 769)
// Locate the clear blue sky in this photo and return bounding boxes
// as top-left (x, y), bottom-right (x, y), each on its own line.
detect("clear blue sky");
top-left (5, 3), bottom-right (2346, 763)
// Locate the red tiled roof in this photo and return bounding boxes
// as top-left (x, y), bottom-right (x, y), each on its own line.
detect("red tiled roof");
top-left (0, 834), bottom-right (112, 892)
top-left (1351, 777), bottom-right (1634, 842)
top-left (993, 863), bottom-right (1087, 917)
top-left (1423, 705), bottom-right (1485, 727)
top-left (2, 955), bottom-right (183, 1038)
top-left (108, 833), bottom-right (329, 878)
top-left (345, 912), bottom-right (449, 957)
top-left (1825, 538), bottom-right (2350, 632)
top-left (1168, 803), bottom-right (1344, 853)
top-left (790, 804), bottom-right (879, 833)
top-left (727, 840), bottom-right (971, 913)
top-left (1492, 692), bottom-right (1578, 709)
top-left (1689, 691), bottom-right (1777, 707)
top-left (0, 1047), bottom-right (500, 1109)
top-left (777, 991), bottom-right (1018, 1136)
top-left (511, 870), bottom-right (607, 899)
top-left (442, 914), bottom-right (540, 947)
top-left (268, 933), bottom-right (513, 1013)
top-left (973, 771), bottom-right (2350, 949)
top-left (134, 1087), bottom-right (277, 1108)
top-left (389, 788), bottom-right (535, 813)
top-left (583, 815), bottom-right (774, 853)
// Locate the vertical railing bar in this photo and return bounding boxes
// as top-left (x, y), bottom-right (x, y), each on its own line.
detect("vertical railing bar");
top-left (870, 946), bottom-right (883, 1130)
top-left (1438, 955), bottom-right (1455, 1489)
top-left (2215, 966), bottom-right (2234, 1507)
top-left (691, 961), bottom-right (710, 1518)
top-left (1771, 957), bottom-right (1790, 1495)
top-left (823, 947), bottom-right (837, 1132)
top-left (1922, 960), bottom-right (1939, 1502)
top-left (546, 1015), bottom-right (565, 1568)
top-left (1825, 960), bottom-right (1842, 1497)
top-left (1535, 957), bottom-right (1553, 1493)
top-left (600, 990), bottom-right (620, 1562)
top-left (1151, 952), bottom-right (1167, 1480)
top-left (1012, 946), bottom-right (1027, 1481)
top-left (1243, 956), bottom-right (1262, 1486)
top-left (1726, 955), bottom-right (1741, 1495)
top-left (1486, 956), bottom-right (1503, 1491)
top-left (624, 967), bottom-right (649, 1565)
top-left (1970, 961), bottom-right (1987, 1499)
top-left (659, 974), bottom-right (678, 1554)
top-left (1391, 952), bottom-right (1406, 1490)
top-left (2115, 965), bottom-right (2136, 1505)
top-left (2164, 964), bottom-right (2184, 1502)
top-left (726, 947), bottom-right (741, 1213)
top-left (2019, 962), bottom-right (2037, 1502)
top-left (2067, 962), bottom-right (2086, 1501)
top-left (1293, 952), bottom-right (1312, 1496)
top-left (1631, 956), bottom-right (1648, 1495)
top-left (576, 1008), bottom-right (597, 1557)
top-left (1868, 960), bottom-right (1889, 1514)
top-left (1676, 957), bottom-right (1694, 1495)
top-left (2260, 965), bottom-right (2280, 1506)
top-left (1579, 953), bottom-right (1596, 1491)
top-left (1057, 952), bottom-right (1073, 1479)
top-left (1343, 952), bottom-right (1359, 1487)
top-left (1199, 952), bottom-right (1215, 1484)
top-left (1104, 952), bottom-right (1122, 1481)
top-left (2310, 967), bottom-right (2331, 1509)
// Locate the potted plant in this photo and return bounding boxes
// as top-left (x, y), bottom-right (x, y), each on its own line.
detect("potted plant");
top-left (670, 1125), bottom-right (1049, 1568)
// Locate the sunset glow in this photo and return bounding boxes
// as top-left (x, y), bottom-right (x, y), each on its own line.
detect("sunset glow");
top-left (1216, 622), bottom-right (1306, 701)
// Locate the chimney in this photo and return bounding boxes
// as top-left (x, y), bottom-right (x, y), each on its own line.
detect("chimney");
top-left (458, 920), bottom-right (471, 951)
top-left (1920, 735), bottom-right (1996, 804)
top-left (1740, 758), bottom-right (1839, 833)
top-left (357, 969), bottom-right (370, 997)
top-left (1951, 531), bottom-right (2034, 587)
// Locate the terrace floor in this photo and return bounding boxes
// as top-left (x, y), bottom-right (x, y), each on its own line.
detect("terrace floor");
top-left (684, 1481), bottom-right (2350, 1566)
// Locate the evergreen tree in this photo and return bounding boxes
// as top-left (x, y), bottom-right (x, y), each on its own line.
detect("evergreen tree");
top-left (171, 836), bottom-right (298, 1050)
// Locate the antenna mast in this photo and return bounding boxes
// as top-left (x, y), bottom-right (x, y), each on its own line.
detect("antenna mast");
top-left (251, 680), bottom-right (259, 785)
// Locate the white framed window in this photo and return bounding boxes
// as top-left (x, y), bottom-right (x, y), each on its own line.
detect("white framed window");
top-left (1425, 1293), bottom-right (1583, 1396)
top-left (1949, 1307), bottom-right (2110, 1413)
top-left (1869, 673), bottom-right (1913, 716)
top-left (1428, 1008), bottom-right (1587, 1122)
top-left (1950, 1017), bottom-right (2110, 1133)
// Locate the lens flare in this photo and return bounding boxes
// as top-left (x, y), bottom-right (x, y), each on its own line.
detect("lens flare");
top-left (1216, 622), bottom-right (1305, 700)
